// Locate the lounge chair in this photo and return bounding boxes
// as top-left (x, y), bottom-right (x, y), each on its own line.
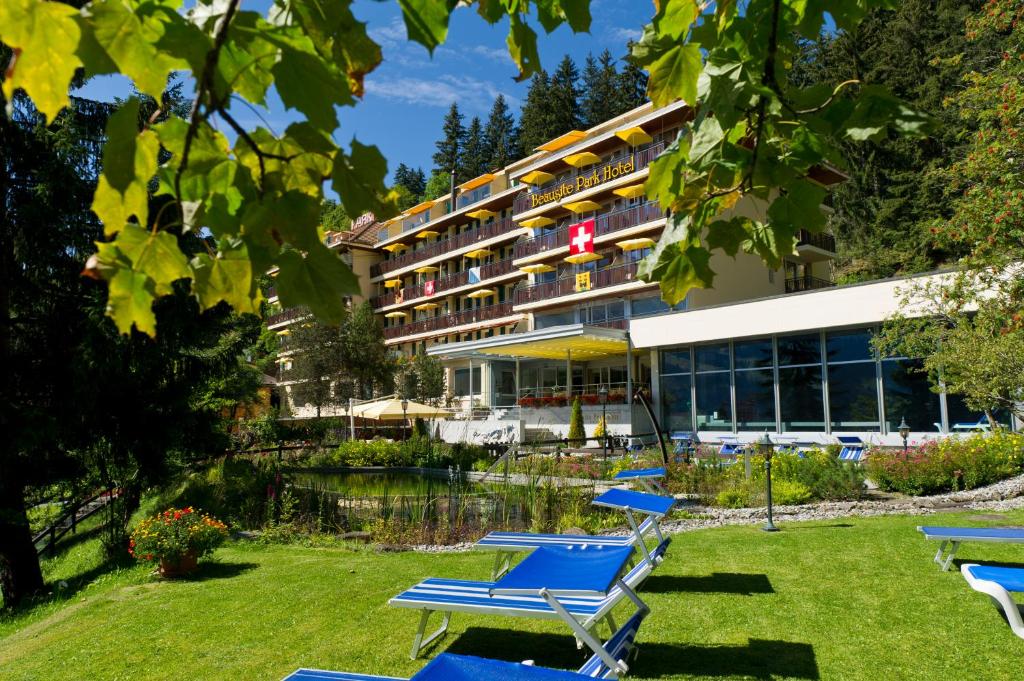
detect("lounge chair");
top-left (390, 540), bottom-right (666, 663)
top-left (284, 609), bottom-right (648, 680)
top-left (475, 489), bottom-right (675, 578)
top-left (918, 526), bottom-right (1024, 571)
top-left (953, 415), bottom-right (991, 432)
top-left (836, 436), bottom-right (865, 462)
top-left (613, 467), bottom-right (668, 495)
top-left (961, 563), bottom-right (1024, 639)
top-left (719, 437), bottom-right (745, 456)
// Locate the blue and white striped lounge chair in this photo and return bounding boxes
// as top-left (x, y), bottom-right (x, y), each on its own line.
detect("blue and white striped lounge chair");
top-left (953, 415), bottom-right (991, 432)
top-left (613, 467), bottom-right (668, 495)
top-left (918, 526), bottom-right (1024, 571)
top-left (836, 436), bottom-right (865, 462)
top-left (475, 489), bottom-right (675, 577)
top-left (719, 437), bottom-right (745, 456)
top-left (390, 541), bottom-right (666, 663)
top-left (961, 564), bottom-right (1024, 640)
top-left (284, 610), bottom-right (648, 680)
top-left (669, 431), bottom-right (697, 461)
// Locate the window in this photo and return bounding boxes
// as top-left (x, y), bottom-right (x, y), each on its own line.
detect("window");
top-left (733, 339), bottom-right (775, 431)
top-left (660, 347), bottom-right (692, 432)
top-left (694, 343), bottom-right (731, 430)
top-left (631, 295), bottom-right (686, 318)
top-left (881, 358), bottom-right (941, 432)
top-left (777, 333), bottom-right (825, 431)
top-left (826, 329), bottom-right (879, 431)
top-left (534, 310), bottom-right (575, 329)
top-left (452, 367), bottom-right (481, 396)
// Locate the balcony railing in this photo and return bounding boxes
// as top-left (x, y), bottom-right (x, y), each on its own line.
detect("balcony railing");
top-left (796, 229), bottom-right (836, 253)
top-left (370, 217), bottom-right (516, 278)
top-left (383, 301), bottom-right (515, 340)
top-left (513, 142), bottom-right (665, 214)
top-left (785, 276), bottom-right (835, 293)
top-left (370, 256), bottom-right (516, 309)
top-left (514, 202), bottom-right (665, 260)
top-left (514, 261), bottom-right (649, 306)
top-left (267, 306), bottom-right (309, 327)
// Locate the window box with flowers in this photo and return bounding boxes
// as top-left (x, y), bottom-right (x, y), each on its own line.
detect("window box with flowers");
top-left (130, 507), bottom-right (229, 578)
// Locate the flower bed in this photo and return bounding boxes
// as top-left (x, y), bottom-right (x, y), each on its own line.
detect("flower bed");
top-left (130, 507), bottom-right (229, 571)
top-left (865, 431), bottom-right (1024, 496)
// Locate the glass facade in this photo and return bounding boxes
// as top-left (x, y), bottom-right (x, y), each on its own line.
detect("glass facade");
top-left (659, 326), bottom-right (988, 434)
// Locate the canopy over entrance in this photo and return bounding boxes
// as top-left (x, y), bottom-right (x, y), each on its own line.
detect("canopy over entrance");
top-left (426, 324), bottom-right (628, 361)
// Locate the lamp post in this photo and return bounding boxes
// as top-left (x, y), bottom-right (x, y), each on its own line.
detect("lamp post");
top-left (401, 397), bottom-right (409, 441)
top-left (898, 416), bottom-right (910, 457)
top-left (598, 384), bottom-right (609, 463)
top-left (761, 431), bottom-right (779, 532)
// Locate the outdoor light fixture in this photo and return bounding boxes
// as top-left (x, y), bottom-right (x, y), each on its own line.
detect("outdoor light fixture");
top-left (598, 385), bottom-right (609, 462)
top-left (401, 397), bottom-right (409, 441)
top-left (898, 416), bottom-right (911, 455)
top-left (760, 431), bottom-right (779, 532)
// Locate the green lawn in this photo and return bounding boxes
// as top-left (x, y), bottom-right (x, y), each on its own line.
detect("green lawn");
top-left (2, 511), bottom-right (1023, 680)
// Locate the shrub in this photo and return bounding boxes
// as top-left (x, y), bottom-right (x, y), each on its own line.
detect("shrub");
top-left (593, 416), bottom-right (607, 440)
top-left (865, 431), bottom-right (1024, 496)
top-left (567, 397), bottom-right (585, 446)
top-left (770, 479), bottom-right (812, 506)
top-left (130, 507), bottom-right (229, 564)
top-left (717, 488), bottom-right (750, 508)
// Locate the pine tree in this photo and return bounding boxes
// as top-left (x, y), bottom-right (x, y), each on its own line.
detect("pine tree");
top-left (549, 55), bottom-right (582, 136)
top-left (341, 302), bottom-right (395, 399)
top-left (567, 396), bottom-right (585, 446)
top-left (394, 163), bottom-right (427, 198)
top-left (517, 70), bottom-right (556, 156)
top-left (432, 102), bottom-right (465, 180)
top-left (409, 167), bottom-right (427, 197)
top-left (288, 320), bottom-right (346, 418)
top-left (483, 94), bottom-right (518, 169)
top-left (615, 45), bottom-right (649, 114)
top-left (461, 116), bottom-right (488, 179)
top-left (393, 163), bottom-right (413, 193)
top-left (581, 50), bottom-right (621, 128)
top-left (413, 350), bottom-right (445, 406)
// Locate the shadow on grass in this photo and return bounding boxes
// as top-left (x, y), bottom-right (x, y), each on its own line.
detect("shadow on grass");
top-left (952, 559), bottom-right (1024, 570)
top-left (40, 523), bottom-right (106, 558)
top-left (443, 630), bottom-right (818, 680)
top-left (644, 572), bottom-right (774, 595)
top-left (783, 523), bottom-right (854, 530)
top-left (634, 639), bottom-right (819, 679)
top-left (179, 561), bottom-right (259, 581)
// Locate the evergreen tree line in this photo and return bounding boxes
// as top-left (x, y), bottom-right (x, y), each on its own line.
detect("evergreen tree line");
top-left (392, 49), bottom-right (648, 204)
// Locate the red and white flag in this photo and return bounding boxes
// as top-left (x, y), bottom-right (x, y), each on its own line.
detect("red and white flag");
top-left (569, 219), bottom-right (595, 255)
top-left (424, 280), bottom-right (435, 296)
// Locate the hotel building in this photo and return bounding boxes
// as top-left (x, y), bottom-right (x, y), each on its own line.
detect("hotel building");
top-left (267, 101), bottom-right (1018, 446)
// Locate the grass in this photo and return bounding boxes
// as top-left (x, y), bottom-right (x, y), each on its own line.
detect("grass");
top-left (2, 510), bottom-right (1024, 680)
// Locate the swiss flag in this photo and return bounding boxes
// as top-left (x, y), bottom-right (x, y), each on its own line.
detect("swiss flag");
top-left (569, 219), bottom-right (595, 255)
top-left (424, 280), bottom-right (435, 296)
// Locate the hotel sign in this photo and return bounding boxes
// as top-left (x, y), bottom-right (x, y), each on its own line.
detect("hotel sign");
top-left (528, 157), bottom-right (635, 209)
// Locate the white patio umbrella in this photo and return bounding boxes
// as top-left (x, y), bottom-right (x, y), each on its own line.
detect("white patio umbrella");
top-left (350, 397), bottom-right (450, 421)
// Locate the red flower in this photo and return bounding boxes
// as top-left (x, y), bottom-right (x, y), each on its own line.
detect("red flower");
top-left (174, 511), bottom-right (182, 520)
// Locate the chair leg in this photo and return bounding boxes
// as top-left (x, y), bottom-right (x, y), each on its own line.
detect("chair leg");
top-left (934, 541), bottom-right (960, 571)
top-left (605, 613), bottom-right (618, 637)
top-left (410, 610), bottom-right (451, 659)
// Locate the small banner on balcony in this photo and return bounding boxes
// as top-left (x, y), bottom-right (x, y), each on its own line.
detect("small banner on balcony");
top-left (575, 271), bottom-right (592, 292)
top-left (569, 219), bottom-right (595, 255)
top-left (424, 280), bottom-right (435, 296)
top-left (468, 266), bottom-right (481, 284)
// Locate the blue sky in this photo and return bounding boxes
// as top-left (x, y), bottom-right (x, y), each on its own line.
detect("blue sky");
top-left (75, 1), bottom-right (657, 183)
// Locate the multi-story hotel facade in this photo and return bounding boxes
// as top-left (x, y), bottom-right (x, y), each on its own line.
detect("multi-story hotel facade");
top-left (268, 101), bottom-right (1019, 447)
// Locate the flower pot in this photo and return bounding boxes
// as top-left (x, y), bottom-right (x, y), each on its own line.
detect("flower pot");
top-left (159, 551), bottom-right (199, 578)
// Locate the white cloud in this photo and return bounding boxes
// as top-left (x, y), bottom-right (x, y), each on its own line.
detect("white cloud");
top-left (368, 16), bottom-right (407, 47)
top-left (608, 26), bottom-right (642, 44)
top-left (364, 73), bottom-right (520, 114)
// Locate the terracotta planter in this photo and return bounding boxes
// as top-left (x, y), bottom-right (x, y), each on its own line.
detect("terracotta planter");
top-left (159, 551), bottom-right (199, 578)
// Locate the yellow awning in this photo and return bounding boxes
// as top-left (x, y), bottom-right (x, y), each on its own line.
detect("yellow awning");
top-left (406, 200), bottom-right (434, 215)
top-left (475, 334), bottom-right (627, 360)
top-left (384, 279), bottom-right (403, 288)
top-left (466, 208), bottom-right (497, 220)
top-left (413, 302), bottom-right (439, 310)
top-left (520, 170), bottom-right (555, 185)
top-left (520, 216), bottom-right (556, 229)
top-left (564, 200), bottom-right (602, 213)
top-left (413, 265), bottom-right (439, 274)
top-left (464, 248), bottom-right (494, 259)
top-left (612, 183), bottom-right (647, 200)
top-left (614, 126), bottom-right (653, 146)
top-left (616, 237), bottom-right (656, 251)
top-left (564, 252), bottom-right (602, 265)
top-left (382, 243), bottom-right (407, 253)
top-left (384, 311), bottom-right (408, 319)
top-left (459, 173), bottom-right (494, 191)
top-left (535, 130), bottom-right (587, 152)
top-left (563, 151), bottom-right (601, 168)
top-left (276, 329), bottom-right (290, 336)
top-left (519, 263), bottom-right (556, 274)
top-left (416, 229), bottom-right (440, 239)
top-left (466, 288), bottom-right (496, 299)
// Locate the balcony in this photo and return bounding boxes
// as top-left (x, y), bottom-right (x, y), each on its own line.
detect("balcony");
top-left (796, 229), bottom-right (836, 253)
top-left (514, 261), bottom-right (651, 307)
top-left (267, 306), bottom-right (309, 327)
top-left (383, 301), bottom-right (516, 341)
top-left (513, 142), bottom-right (665, 215)
top-left (370, 217), bottom-right (516, 279)
top-left (785, 275), bottom-right (835, 293)
top-left (369, 257), bottom-right (517, 309)
top-left (513, 202), bottom-right (665, 260)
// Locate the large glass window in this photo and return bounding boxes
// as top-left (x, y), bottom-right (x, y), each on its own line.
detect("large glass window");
top-left (946, 394), bottom-right (1013, 430)
top-left (881, 359), bottom-right (942, 432)
top-left (734, 339), bottom-right (775, 431)
top-left (661, 348), bottom-right (691, 375)
top-left (452, 367), bottom-right (482, 396)
top-left (694, 343), bottom-right (731, 431)
top-left (661, 374), bottom-right (693, 432)
top-left (826, 329), bottom-right (879, 431)
top-left (777, 333), bottom-right (825, 431)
